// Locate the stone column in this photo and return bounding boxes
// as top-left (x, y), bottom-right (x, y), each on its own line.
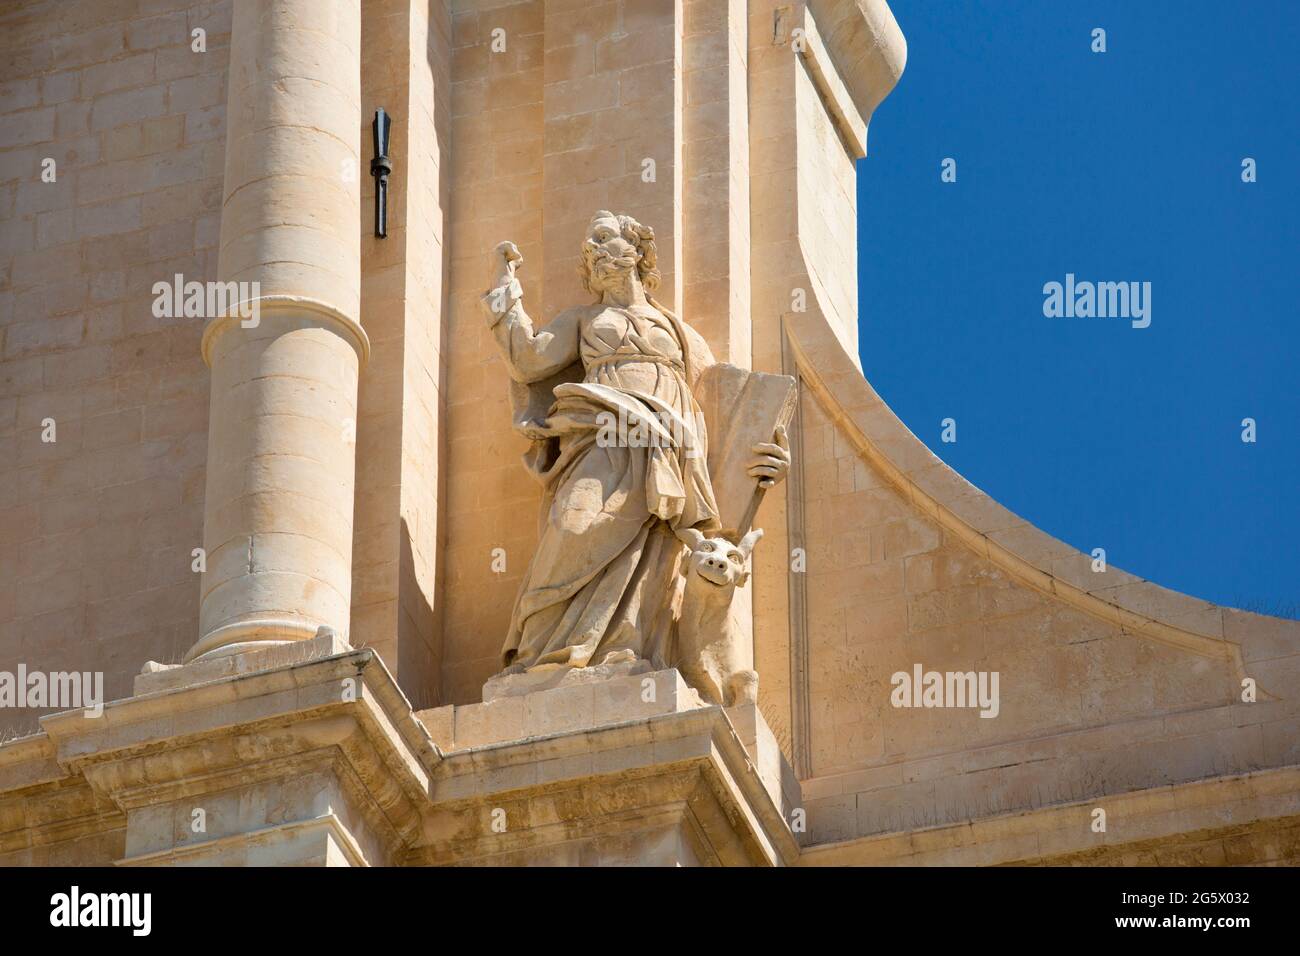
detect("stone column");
top-left (190, 0), bottom-right (368, 662)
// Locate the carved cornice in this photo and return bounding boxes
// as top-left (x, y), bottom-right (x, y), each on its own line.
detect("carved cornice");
top-left (2, 647), bottom-right (798, 866)
top-left (119, 813), bottom-right (370, 867)
top-left (799, 765), bottom-right (1300, 866)
top-left (32, 649), bottom-right (438, 863)
top-left (0, 772), bottom-right (124, 858)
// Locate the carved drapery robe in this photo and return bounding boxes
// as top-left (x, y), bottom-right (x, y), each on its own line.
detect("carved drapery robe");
top-left (483, 293), bottom-right (722, 670)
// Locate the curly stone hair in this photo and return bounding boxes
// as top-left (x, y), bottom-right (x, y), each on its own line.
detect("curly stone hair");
top-left (578, 210), bottom-right (661, 296)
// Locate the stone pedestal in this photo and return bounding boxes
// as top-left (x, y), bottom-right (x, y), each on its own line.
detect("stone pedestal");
top-left (411, 665), bottom-right (802, 866)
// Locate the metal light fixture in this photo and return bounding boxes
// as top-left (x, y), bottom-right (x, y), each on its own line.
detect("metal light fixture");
top-left (370, 108), bottom-right (392, 238)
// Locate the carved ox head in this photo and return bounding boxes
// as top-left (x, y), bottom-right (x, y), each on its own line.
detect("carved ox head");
top-left (678, 527), bottom-right (764, 589)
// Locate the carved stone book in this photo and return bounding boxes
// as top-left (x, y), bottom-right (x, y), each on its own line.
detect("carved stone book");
top-left (695, 363), bottom-right (797, 540)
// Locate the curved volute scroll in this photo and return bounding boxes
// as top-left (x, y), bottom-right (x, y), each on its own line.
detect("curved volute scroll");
top-left (782, 277), bottom-right (1296, 700)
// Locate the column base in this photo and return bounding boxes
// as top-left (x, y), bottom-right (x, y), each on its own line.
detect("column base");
top-left (140, 627), bottom-right (351, 695)
top-left (184, 618), bottom-right (328, 663)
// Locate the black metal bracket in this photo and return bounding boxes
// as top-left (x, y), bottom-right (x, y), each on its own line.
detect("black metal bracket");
top-left (370, 108), bottom-right (392, 238)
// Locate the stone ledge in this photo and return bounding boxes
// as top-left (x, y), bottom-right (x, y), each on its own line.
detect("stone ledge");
top-left (2, 653), bottom-right (801, 866)
top-left (29, 639), bottom-right (439, 866)
top-left (799, 764), bottom-right (1300, 866)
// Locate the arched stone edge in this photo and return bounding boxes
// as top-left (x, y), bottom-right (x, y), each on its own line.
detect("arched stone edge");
top-left (781, 0), bottom-right (1295, 701)
top-left (782, 294), bottom-right (1294, 700)
top-left (806, 0), bottom-right (907, 137)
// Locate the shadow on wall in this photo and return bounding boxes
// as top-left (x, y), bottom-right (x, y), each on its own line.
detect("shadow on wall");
top-left (419, 0), bottom-right (453, 714)
top-left (397, 515), bottom-right (440, 712)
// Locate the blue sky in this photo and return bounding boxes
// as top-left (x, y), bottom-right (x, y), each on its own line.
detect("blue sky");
top-left (857, 0), bottom-right (1297, 617)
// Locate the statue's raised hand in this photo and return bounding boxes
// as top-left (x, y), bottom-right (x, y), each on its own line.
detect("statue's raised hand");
top-left (486, 240), bottom-right (524, 317)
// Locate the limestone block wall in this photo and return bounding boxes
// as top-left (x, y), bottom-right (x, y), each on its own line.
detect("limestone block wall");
top-left (2, 0), bottom-right (1294, 866)
top-left (351, 0), bottom-right (451, 708)
top-left (0, 0), bottom-right (231, 731)
top-left (538, 0), bottom-right (683, 321)
top-left (798, 765), bottom-right (1300, 866)
top-left (749, 0), bottom-right (880, 377)
top-left (0, 0), bottom-right (450, 723)
top-left (441, 0), bottom-right (546, 703)
top-left (681, 0), bottom-right (750, 366)
top-left (394, 0), bottom-right (451, 703)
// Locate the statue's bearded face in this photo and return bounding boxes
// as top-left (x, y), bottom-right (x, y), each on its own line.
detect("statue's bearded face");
top-left (583, 216), bottom-right (639, 291)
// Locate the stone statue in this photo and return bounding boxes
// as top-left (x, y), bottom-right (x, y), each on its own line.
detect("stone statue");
top-left (481, 210), bottom-right (791, 703)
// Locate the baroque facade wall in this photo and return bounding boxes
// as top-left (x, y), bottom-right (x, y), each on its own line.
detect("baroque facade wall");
top-left (0, 0), bottom-right (1297, 866)
top-left (1, 0), bottom-right (231, 721)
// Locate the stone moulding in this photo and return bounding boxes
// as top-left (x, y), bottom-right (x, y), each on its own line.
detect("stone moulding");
top-left (804, 0), bottom-right (907, 132)
top-left (199, 293), bottom-right (372, 367)
top-left (798, 764), bottom-right (1300, 866)
top-left (183, 617), bottom-right (327, 663)
top-left (775, 0), bottom-right (907, 159)
top-left (0, 735), bottom-right (123, 863)
top-left (33, 647), bottom-right (437, 866)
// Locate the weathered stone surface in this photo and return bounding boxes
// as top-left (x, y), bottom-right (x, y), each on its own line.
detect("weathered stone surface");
top-left (481, 657), bottom-right (653, 701)
top-left (134, 627), bottom-right (351, 696)
top-left (1, 0), bottom-right (1297, 868)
